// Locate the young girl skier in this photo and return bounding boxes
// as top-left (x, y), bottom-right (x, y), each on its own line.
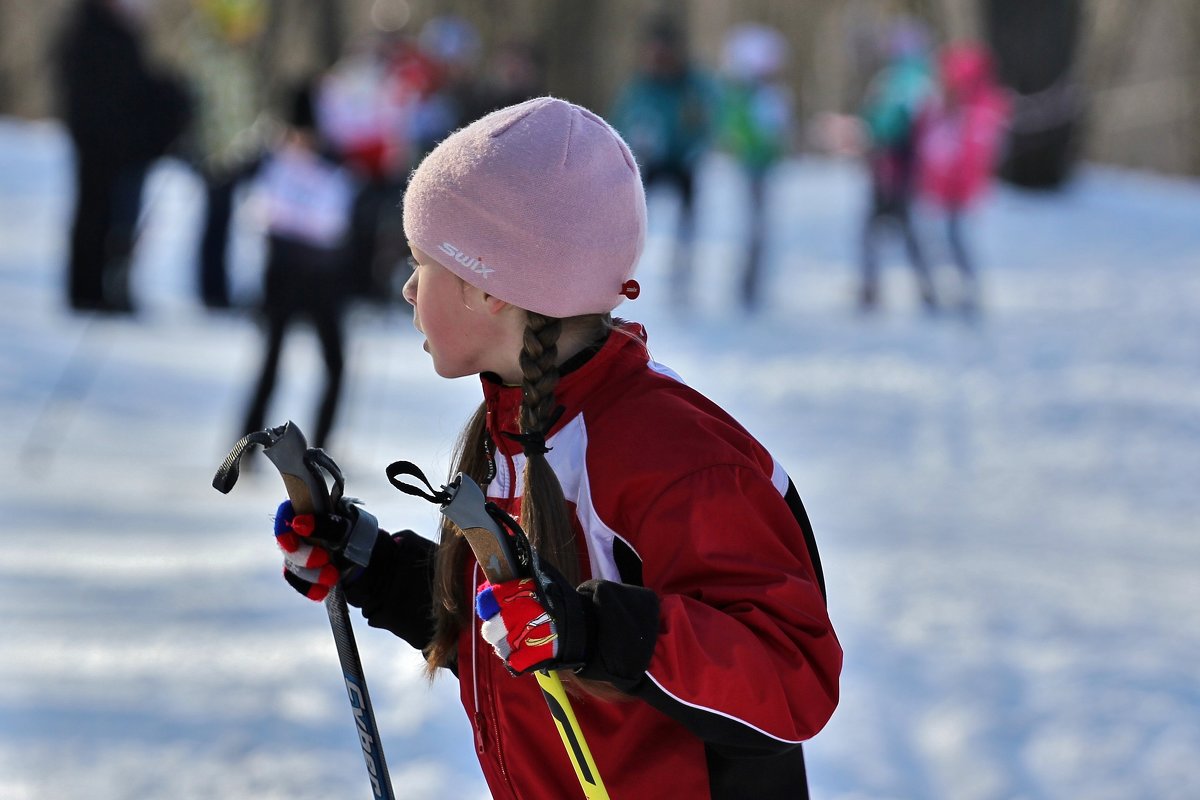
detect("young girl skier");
top-left (272, 96), bottom-right (841, 799)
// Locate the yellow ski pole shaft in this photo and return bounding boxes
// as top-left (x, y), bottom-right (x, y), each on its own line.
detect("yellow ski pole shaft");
top-left (534, 670), bottom-right (609, 799)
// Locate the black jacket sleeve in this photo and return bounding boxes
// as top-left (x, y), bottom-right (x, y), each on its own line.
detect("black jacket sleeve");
top-left (342, 529), bottom-right (438, 652)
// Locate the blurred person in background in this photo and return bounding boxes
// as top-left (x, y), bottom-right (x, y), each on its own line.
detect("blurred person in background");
top-left (409, 15), bottom-right (483, 158)
top-left (181, 0), bottom-right (270, 310)
top-left (716, 22), bottom-right (793, 312)
top-left (319, 32), bottom-right (418, 303)
top-left (317, 18), bottom-right (485, 307)
top-left (239, 80), bottom-right (358, 451)
top-left (55, 0), bottom-right (190, 314)
top-left (916, 41), bottom-right (1012, 313)
top-left (611, 15), bottom-right (717, 309)
top-left (319, 33), bottom-right (410, 184)
top-left (856, 15), bottom-right (937, 312)
top-left (472, 39), bottom-right (546, 118)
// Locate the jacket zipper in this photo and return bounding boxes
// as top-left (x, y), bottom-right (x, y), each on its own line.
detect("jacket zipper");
top-left (472, 565), bottom-right (517, 797)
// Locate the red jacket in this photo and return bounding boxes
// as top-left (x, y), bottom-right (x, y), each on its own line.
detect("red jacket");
top-left (353, 323), bottom-right (841, 799)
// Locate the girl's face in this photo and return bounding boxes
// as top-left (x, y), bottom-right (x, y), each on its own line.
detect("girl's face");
top-left (402, 247), bottom-right (523, 380)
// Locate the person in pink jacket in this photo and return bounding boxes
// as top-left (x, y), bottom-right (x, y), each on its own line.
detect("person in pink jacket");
top-left (270, 97), bottom-right (841, 799)
top-left (917, 42), bottom-right (1012, 310)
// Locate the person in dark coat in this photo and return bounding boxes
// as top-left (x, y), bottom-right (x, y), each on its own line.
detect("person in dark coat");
top-left (55, 0), bottom-right (190, 313)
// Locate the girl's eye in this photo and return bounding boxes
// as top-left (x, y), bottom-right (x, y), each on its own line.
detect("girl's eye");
top-left (406, 256), bottom-right (418, 273)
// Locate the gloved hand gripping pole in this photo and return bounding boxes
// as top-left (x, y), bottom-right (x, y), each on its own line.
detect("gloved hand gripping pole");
top-left (387, 461), bottom-right (609, 800)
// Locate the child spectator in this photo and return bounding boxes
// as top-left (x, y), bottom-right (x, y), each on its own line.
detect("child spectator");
top-left (917, 42), bottom-right (1012, 311)
top-left (240, 81), bottom-right (358, 449)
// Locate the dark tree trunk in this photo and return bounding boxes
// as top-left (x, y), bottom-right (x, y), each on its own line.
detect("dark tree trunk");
top-left (539, 0), bottom-right (608, 109)
top-left (983, 0), bottom-right (1084, 189)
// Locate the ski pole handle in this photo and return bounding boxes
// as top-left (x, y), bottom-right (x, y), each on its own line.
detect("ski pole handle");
top-left (261, 422), bottom-right (333, 514)
top-left (440, 473), bottom-right (520, 583)
top-left (212, 421), bottom-right (331, 513)
top-left (441, 473), bottom-right (610, 800)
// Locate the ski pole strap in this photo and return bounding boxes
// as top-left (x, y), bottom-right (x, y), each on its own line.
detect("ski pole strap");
top-left (306, 447), bottom-right (346, 507)
top-left (212, 429), bottom-right (275, 494)
top-left (214, 424), bottom-right (372, 565)
top-left (214, 426), bottom-right (347, 509)
top-left (385, 460), bottom-right (453, 505)
top-left (482, 498), bottom-right (539, 583)
top-left (384, 462), bottom-right (535, 580)
top-left (337, 503), bottom-right (379, 569)
top-left (213, 423), bottom-right (346, 508)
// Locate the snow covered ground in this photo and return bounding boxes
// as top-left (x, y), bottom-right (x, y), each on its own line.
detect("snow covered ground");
top-left (1, 116), bottom-right (1197, 800)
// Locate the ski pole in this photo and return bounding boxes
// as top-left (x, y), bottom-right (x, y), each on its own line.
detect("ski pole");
top-left (213, 422), bottom-right (395, 800)
top-left (439, 472), bottom-right (610, 800)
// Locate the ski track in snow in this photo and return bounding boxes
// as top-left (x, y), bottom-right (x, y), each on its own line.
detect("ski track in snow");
top-left (1, 117), bottom-right (1197, 799)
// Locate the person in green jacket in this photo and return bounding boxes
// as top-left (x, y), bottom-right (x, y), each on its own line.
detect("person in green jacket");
top-left (610, 15), bottom-right (717, 309)
top-left (857, 17), bottom-right (938, 311)
top-left (715, 23), bottom-right (793, 311)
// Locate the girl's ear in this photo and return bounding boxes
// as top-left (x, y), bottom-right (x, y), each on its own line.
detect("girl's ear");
top-left (464, 281), bottom-right (514, 317)
top-left (482, 292), bottom-right (512, 316)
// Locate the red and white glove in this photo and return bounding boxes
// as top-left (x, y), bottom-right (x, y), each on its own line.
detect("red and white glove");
top-left (274, 499), bottom-right (362, 602)
top-left (475, 564), bottom-right (594, 675)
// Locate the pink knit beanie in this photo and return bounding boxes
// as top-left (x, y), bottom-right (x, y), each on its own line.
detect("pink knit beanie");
top-left (403, 97), bottom-right (647, 318)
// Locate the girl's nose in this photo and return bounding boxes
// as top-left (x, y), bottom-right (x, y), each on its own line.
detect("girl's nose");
top-left (401, 271), bottom-right (418, 306)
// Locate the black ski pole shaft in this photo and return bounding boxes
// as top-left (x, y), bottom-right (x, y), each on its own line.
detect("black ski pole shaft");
top-left (214, 422), bottom-right (395, 799)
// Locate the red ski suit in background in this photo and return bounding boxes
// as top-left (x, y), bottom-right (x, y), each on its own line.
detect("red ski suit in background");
top-left (349, 323), bottom-right (842, 799)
